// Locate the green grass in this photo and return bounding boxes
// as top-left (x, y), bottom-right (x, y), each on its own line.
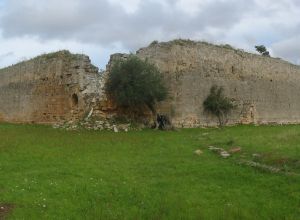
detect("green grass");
top-left (1, 124), bottom-right (300, 219)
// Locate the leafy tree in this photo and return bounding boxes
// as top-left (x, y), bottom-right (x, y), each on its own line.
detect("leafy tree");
top-left (255, 45), bottom-right (270, 57)
top-left (203, 85), bottom-right (234, 126)
top-left (105, 55), bottom-right (167, 119)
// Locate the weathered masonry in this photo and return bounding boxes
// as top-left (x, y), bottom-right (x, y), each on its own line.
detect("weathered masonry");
top-left (0, 51), bottom-right (104, 124)
top-left (134, 40), bottom-right (300, 127)
top-left (1, 40), bottom-right (300, 127)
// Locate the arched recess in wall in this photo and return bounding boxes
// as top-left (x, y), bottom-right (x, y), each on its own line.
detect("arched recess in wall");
top-left (72, 93), bottom-right (79, 106)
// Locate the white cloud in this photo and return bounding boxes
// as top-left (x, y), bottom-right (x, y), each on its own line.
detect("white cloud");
top-left (272, 35), bottom-right (300, 65)
top-left (0, 0), bottom-right (254, 46)
top-left (0, 0), bottom-right (299, 68)
top-left (0, 34), bottom-right (128, 68)
top-left (108, 0), bottom-right (141, 13)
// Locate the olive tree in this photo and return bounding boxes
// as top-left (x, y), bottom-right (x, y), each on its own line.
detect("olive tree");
top-left (105, 55), bottom-right (167, 120)
top-left (255, 45), bottom-right (270, 57)
top-left (203, 85), bottom-right (234, 126)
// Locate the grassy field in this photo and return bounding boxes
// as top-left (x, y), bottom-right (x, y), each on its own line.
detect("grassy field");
top-left (0, 124), bottom-right (300, 219)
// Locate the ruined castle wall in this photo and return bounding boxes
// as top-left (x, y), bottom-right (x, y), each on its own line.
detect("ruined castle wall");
top-left (2, 41), bottom-right (300, 127)
top-left (135, 41), bottom-right (300, 127)
top-left (0, 51), bottom-right (102, 124)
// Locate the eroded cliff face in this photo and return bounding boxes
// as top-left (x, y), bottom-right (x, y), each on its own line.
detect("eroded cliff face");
top-left (0, 51), bottom-right (104, 124)
top-left (131, 40), bottom-right (300, 127)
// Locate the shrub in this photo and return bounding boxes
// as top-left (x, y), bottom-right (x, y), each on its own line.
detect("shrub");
top-left (105, 55), bottom-right (167, 119)
top-left (255, 45), bottom-right (270, 57)
top-left (203, 85), bottom-right (234, 126)
top-left (221, 44), bottom-right (235, 50)
top-left (149, 40), bottom-right (159, 46)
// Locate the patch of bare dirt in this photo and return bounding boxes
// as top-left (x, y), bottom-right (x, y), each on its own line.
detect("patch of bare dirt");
top-left (0, 204), bottom-right (15, 220)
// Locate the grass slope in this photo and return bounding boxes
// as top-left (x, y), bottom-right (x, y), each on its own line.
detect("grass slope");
top-left (0, 124), bottom-right (300, 219)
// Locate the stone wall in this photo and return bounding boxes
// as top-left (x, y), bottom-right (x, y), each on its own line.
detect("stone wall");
top-left (0, 51), bottom-right (103, 124)
top-left (132, 40), bottom-right (300, 127)
top-left (2, 40), bottom-right (300, 127)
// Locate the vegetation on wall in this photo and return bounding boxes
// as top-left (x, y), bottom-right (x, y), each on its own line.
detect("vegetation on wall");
top-left (105, 55), bottom-right (167, 119)
top-left (203, 85), bottom-right (234, 126)
top-left (255, 45), bottom-right (270, 57)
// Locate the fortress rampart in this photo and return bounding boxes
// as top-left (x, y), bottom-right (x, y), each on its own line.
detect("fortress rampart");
top-left (0, 51), bottom-right (103, 124)
top-left (1, 40), bottom-right (300, 127)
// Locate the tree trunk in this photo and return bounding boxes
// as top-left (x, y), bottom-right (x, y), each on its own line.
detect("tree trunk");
top-left (218, 111), bottom-right (227, 127)
top-left (146, 103), bottom-right (158, 128)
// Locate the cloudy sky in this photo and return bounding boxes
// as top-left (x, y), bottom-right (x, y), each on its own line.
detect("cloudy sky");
top-left (0, 0), bottom-right (299, 69)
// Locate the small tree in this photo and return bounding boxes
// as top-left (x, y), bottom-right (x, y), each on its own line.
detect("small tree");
top-left (255, 45), bottom-right (270, 57)
top-left (203, 85), bottom-right (234, 126)
top-left (105, 55), bottom-right (167, 119)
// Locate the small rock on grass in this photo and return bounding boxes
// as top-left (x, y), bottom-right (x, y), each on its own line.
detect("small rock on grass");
top-left (228, 147), bottom-right (241, 154)
top-left (208, 146), bottom-right (222, 152)
top-left (194, 149), bottom-right (203, 156)
top-left (208, 146), bottom-right (231, 158)
top-left (220, 151), bottom-right (231, 158)
top-left (113, 125), bottom-right (119, 133)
